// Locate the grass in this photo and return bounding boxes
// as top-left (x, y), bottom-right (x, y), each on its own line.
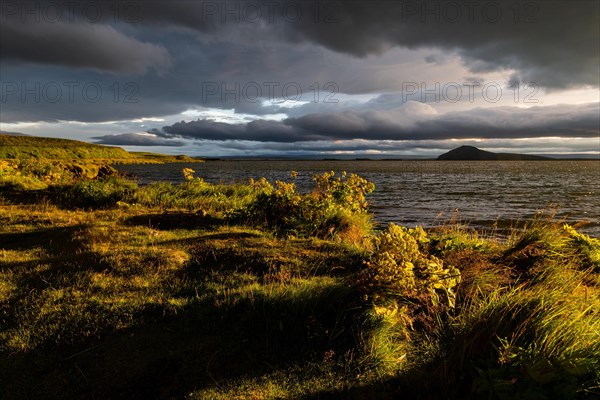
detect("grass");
top-left (0, 135), bottom-right (132, 160)
top-left (0, 157), bottom-right (598, 399)
top-left (0, 205), bottom-right (367, 399)
top-left (0, 135), bottom-right (203, 191)
top-left (0, 134), bottom-right (203, 164)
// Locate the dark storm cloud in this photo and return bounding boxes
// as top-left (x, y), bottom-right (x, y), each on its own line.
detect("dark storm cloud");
top-left (3, 1), bottom-right (598, 88)
top-left (92, 133), bottom-right (184, 146)
top-left (157, 102), bottom-right (600, 142)
top-left (414, 105), bottom-right (600, 139)
top-left (0, 0), bottom-right (238, 74)
top-left (161, 118), bottom-right (325, 142)
top-left (77, 0), bottom-right (598, 89)
top-left (0, 20), bottom-right (172, 75)
top-left (97, 0), bottom-right (598, 89)
top-left (284, 1), bottom-right (600, 89)
top-left (1, 0), bottom-right (598, 131)
top-left (0, 37), bottom-right (337, 123)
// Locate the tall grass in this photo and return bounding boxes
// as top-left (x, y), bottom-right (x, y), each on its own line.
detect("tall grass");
top-left (397, 215), bottom-right (600, 399)
top-left (427, 280), bottom-right (600, 399)
top-left (133, 178), bottom-right (254, 214)
top-left (1, 159), bottom-right (598, 399)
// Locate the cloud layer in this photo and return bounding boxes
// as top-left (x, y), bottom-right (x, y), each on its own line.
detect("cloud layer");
top-left (285, 1), bottom-right (600, 89)
top-left (131, 102), bottom-right (599, 143)
top-left (92, 132), bottom-right (184, 146)
top-left (2, 1), bottom-right (598, 87)
top-left (2, 0), bottom-right (598, 156)
top-left (91, 102), bottom-right (600, 146)
top-left (1, 20), bottom-right (172, 75)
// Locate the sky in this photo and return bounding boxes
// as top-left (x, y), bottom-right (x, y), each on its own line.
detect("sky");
top-left (1, 0), bottom-right (599, 157)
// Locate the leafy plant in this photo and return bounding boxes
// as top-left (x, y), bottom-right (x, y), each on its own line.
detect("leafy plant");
top-left (0, 159), bottom-right (77, 190)
top-left (359, 224), bottom-right (461, 308)
top-left (243, 171), bottom-right (375, 240)
top-left (182, 167), bottom-right (196, 181)
top-left (563, 224), bottom-right (600, 270)
top-left (61, 177), bottom-right (138, 209)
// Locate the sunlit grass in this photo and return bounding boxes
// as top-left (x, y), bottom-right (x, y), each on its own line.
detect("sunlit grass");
top-left (0, 158), bottom-right (598, 399)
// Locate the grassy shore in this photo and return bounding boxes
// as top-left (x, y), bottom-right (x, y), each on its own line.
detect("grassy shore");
top-left (1, 152), bottom-right (599, 399)
top-left (0, 135), bottom-right (202, 190)
top-left (0, 135), bottom-right (202, 162)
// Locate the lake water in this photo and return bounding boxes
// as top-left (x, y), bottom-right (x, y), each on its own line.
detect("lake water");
top-left (115, 160), bottom-right (600, 236)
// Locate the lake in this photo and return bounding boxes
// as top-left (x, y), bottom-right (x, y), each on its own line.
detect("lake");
top-left (115, 160), bottom-right (600, 236)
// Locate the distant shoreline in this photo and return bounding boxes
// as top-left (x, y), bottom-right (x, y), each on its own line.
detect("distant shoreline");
top-left (2, 134), bottom-right (598, 162)
top-left (197, 156), bottom-right (600, 162)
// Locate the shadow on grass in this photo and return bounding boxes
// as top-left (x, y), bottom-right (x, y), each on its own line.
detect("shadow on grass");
top-left (0, 226), bottom-right (100, 294)
top-left (124, 212), bottom-right (225, 230)
top-left (0, 221), bottom-right (370, 400)
top-left (159, 231), bottom-right (365, 280)
top-left (0, 225), bottom-right (87, 256)
top-left (1, 277), bottom-right (362, 400)
top-left (0, 226), bottom-right (363, 399)
top-left (0, 187), bottom-right (54, 205)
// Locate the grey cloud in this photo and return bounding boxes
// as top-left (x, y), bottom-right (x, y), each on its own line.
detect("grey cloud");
top-left (0, 37), bottom-right (351, 123)
top-left (93, 133), bottom-right (185, 146)
top-left (425, 54), bottom-right (451, 65)
top-left (286, 1), bottom-right (600, 89)
top-left (163, 119), bottom-right (245, 140)
top-left (157, 102), bottom-right (600, 142)
top-left (184, 137), bottom-right (600, 157)
top-left (0, 21), bottom-right (172, 75)
top-left (162, 118), bottom-right (326, 142)
top-left (1, 0), bottom-right (598, 128)
top-left (464, 77), bottom-right (486, 84)
top-left (6, 1), bottom-right (597, 88)
top-left (212, 139), bottom-right (439, 153)
top-left (149, 0), bottom-right (599, 88)
top-left (279, 110), bottom-right (430, 140)
top-left (415, 103), bottom-right (600, 139)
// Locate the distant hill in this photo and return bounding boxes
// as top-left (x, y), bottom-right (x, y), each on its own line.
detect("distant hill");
top-left (0, 130), bottom-right (28, 136)
top-left (0, 134), bottom-right (202, 164)
top-left (0, 135), bottom-right (133, 160)
top-left (438, 146), bottom-right (552, 161)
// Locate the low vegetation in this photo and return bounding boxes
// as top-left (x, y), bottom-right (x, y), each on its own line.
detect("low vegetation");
top-left (0, 136), bottom-right (202, 189)
top-left (1, 153), bottom-right (598, 399)
top-left (0, 135), bottom-right (132, 160)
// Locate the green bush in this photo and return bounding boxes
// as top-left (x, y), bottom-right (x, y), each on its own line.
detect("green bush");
top-left (61, 177), bottom-right (138, 209)
top-left (358, 224), bottom-right (461, 308)
top-left (0, 159), bottom-right (76, 190)
top-left (243, 171), bottom-right (375, 240)
top-left (563, 224), bottom-right (600, 270)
